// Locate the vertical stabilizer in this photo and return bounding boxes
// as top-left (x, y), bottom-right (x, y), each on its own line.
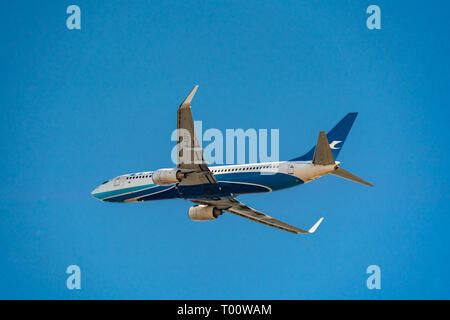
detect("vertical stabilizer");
top-left (291, 113), bottom-right (358, 161)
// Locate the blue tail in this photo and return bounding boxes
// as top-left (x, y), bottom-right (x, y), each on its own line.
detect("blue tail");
top-left (290, 113), bottom-right (358, 161)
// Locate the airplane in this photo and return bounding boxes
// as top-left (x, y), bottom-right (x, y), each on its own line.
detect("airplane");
top-left (91, 86), bottom-right (373, 235)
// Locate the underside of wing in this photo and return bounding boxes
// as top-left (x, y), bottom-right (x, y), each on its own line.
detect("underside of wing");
top-left (192, 198), bottom-right (324, 234)
top-left (176, 86), bottom-right (216, 185)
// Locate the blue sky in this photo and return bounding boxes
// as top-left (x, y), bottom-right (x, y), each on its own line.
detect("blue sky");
top-left (1, 1), bottom-right (449, 299)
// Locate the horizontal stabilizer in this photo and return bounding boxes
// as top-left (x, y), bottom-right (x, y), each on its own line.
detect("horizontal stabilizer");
top-left (313, 131), bottom-right (335, 165)
top-left (330, 167), bottom-right (373, 187)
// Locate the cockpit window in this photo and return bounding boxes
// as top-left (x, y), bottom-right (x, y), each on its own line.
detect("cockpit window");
top-left (102, 181), bottom-right (108, 184)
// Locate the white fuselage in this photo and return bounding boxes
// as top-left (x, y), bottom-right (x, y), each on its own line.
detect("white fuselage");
top-left (91, 161), bottom-right (339, 203)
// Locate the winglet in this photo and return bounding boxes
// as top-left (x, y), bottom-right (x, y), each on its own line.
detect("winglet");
top-left (179, 85), bottom-right (199, 109)
top-left (308, 217), bottom-right (324, 233)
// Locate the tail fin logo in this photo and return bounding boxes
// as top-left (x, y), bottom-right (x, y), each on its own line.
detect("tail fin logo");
top-left (329, 141), bottom-right (342, 149)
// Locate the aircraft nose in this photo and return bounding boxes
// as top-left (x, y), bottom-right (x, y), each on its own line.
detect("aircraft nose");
top-left (91, 186), bottom-right (103, 200)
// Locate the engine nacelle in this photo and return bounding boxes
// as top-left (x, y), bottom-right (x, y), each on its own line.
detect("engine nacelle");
top-left (188, 205), bottom-right (223, 221)
top-left (152, 168), bottom-right (184, 185)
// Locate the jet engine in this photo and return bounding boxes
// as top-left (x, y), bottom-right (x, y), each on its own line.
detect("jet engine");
top-left (188, 205), bottom-right (223, 221)
top-left (152, 168), bottom-right (184, 185)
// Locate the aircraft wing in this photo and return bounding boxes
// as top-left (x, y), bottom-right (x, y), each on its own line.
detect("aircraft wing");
top-left (176, 86), bottom-right (216, 186)
top-left (192, 198), bottom-right (324, 234)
